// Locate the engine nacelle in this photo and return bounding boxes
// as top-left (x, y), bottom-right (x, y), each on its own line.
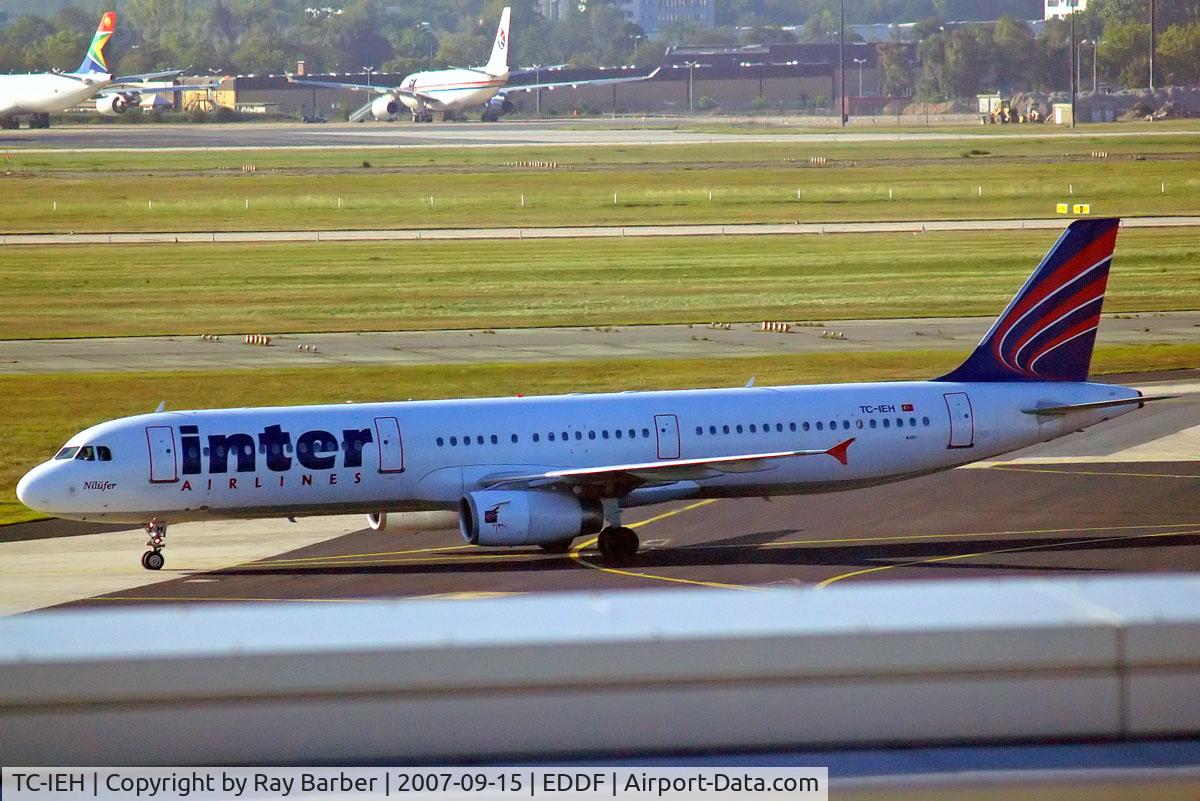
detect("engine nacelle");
top-left (487, 96), bottom-right (515, 115)
top-left (459, 490), bottom-right (603, 546)
top-left (96, 94), bottom-right (129, 116)
top-left (372, 94), bottom-right (399, 120)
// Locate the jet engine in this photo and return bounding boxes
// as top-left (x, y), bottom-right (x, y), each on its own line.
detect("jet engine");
top-left (371, 94), bottom-right (399, 120)
top-left (480, 95), bottom-right (514, 122)
top-left (459, 490), bottom-right (603, 546)
top-left (96, 94), bottom-right (129, 116)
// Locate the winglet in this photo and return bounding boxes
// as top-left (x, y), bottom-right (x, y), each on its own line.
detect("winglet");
top-left (826, 438), bottom-right (855, 465)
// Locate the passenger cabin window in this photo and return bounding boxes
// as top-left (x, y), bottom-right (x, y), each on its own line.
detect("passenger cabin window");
top-left (55, 447), bottom-right (79, 460)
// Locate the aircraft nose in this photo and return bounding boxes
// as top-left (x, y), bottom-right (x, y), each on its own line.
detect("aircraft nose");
top-left (16, 462), bottom-right (54, 513)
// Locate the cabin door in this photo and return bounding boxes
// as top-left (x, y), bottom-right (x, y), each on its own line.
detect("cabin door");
top-left (654, 414), bottom-right (681, 460)
top-left (145, 425), bottom-right (178, 483)
top-left (944, 392), bottom-right (975, 449)
top-left (373, 416), bottom-right (405, 473)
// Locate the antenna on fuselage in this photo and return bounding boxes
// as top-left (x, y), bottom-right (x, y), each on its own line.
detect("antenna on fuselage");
top-left (745, 376), bottom-right (756, 388)
top-left (154, 400), bottom-right (165, 413)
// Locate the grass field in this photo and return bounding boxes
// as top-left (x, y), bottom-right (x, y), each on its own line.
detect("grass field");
top-left (3, 157), bottom-right (1197, 233)
top-left (2, 228), bottom-right (1197, 339)
top-left (3, 343), bottom-right (1196, 526)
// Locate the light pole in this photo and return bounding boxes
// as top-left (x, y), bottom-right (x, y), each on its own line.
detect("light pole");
top-left (685, 60), bottom-right (698, 113)
top-left (416, 22), bottom-right (435, 63)
top-left (365, 65), bottom-right (373, 87)
top-left (838, 0), bottom-right (846, 126)
top-left (1069, 4), bottom-right (1076, 128)
top-left (1149, 0), bottom-right (1156, 92)
top-left (1078, 39), bottom-right (1097, 93)
top-left (631, 34), bottom-right (643, 65)
top-left (534, 64), bottom-right (541, 116)
top-left (853, 57), bottom-right (866, 96)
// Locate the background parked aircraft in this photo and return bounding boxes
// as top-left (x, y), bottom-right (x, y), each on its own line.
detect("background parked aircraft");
top-left (289, 7), bottom-right (659, 122)
top-left (0, 12), bottom-right (205, 129)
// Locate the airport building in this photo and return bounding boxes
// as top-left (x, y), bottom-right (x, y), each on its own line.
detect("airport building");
top-left (537, 0), bottom-right (716, 35)
top-left (1044, 0), bottom-right (1087, 20)
top-left (182, 41), bottom-right (898, 119)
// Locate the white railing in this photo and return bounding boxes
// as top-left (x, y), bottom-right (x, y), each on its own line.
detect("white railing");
top-left (1, 575), bottom-right (1198, 764)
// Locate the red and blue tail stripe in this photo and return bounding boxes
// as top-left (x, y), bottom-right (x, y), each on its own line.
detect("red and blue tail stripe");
top-left (939, 218), bottom-right (1120, 383)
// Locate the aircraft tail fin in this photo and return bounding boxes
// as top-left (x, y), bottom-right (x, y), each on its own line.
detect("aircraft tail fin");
top-left (485, 6), bottom-right (511, 77)
top-left (75, 11), bottom-right (116, 76)
top-left (937, 217), bottom-right (1120, 384)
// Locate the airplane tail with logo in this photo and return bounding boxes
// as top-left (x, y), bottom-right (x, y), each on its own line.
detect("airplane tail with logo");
top-left (485, 6), bottom-right (511, 77)
top-left (937, 217), bottom-right (1120, 384)
top-left (74, 11), bottom-right (116, 76)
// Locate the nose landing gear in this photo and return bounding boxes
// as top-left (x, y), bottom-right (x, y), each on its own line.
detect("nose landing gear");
top-left (141, 518), bottom-right (167, 570)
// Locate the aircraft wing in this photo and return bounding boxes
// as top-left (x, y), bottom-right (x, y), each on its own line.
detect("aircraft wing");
top-left (113, 69), bottom-right (184, 84)
top-left (500, 66), bottom-right (661, 96)
top-left (103, 83), bottom-right (218, 95)
top-left (286, 75), bottom-right (419, 99)
top-left (480, 438), bottom-right (854, 493)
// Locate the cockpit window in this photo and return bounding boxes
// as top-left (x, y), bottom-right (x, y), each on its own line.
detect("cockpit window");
top-left (54, 447), bottom-right (79, 460)
top-left (76, 446), bottom-right (95, 461)
top-left (96, 446), bottom-right (112, 461)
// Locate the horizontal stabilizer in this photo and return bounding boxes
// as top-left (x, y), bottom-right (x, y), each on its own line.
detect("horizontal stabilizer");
top-left (1021, 395), bottom-right (1175, 416)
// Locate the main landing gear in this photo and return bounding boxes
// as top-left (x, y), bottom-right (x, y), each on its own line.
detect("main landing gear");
top-left (597, 525), bottom-right (639, 564)
top-left (141, 517), bottom-right (167, 570)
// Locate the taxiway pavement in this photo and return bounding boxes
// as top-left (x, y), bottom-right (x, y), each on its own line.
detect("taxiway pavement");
top-left (2, 312), bottom-right (1195, 375)
top-left (4, 215), bottom-right (1198, 247)
top-left (4, 120), bottom-right (1199, 152)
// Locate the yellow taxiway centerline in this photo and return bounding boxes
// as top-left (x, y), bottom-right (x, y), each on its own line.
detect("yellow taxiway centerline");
top-left (569, 499), bottom-right (763, 592)
top-left (815, 527), bottom-right (1200, 588)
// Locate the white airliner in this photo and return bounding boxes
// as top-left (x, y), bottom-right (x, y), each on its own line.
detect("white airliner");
top-left (17, 219), bottom-right (1167, 570)
top-left (0, 12), bottom-right (198, 129)
top-left (288, 7), bottom-right (658, 122)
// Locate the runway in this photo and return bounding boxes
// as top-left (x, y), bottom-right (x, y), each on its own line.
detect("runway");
top-left (2, 376), bottom-right (1194, 613)
top-left (3, 311), bottom-right (1197, 375)
top-left (4, 215), bottom-right (1198, 247)
top-left (4, 120), bottom-right (1200, 152)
